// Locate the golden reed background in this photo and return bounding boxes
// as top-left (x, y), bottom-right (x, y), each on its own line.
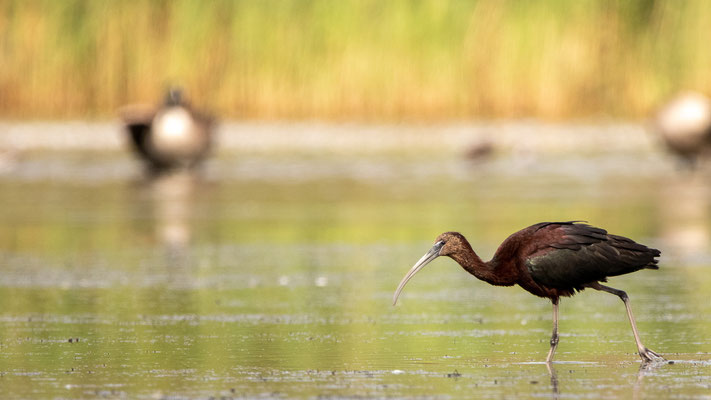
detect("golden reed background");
top-left (1, 0), bottom-right (710, 120)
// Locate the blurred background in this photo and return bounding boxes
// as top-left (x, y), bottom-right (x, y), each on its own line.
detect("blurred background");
top-left (1, 1), bottom-right (711, 399)
top-left (2, 0), bottom-right (711, 119)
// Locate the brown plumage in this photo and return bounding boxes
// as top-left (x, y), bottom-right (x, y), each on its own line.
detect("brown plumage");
top-left (393, 221), bottom-right (665, 363)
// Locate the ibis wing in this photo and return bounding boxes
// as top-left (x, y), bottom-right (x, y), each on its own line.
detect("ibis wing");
top-left (525, 223), bottom-right (660, 289)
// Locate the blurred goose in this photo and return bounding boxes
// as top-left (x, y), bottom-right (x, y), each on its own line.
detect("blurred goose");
top-left (120, 88), bottom-right (215, 172)
top-left (654, 92), bottom-right (711, 163)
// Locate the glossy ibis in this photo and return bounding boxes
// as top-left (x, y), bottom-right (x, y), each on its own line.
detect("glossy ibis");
top-left (393, 221), bottom-right (665, 363)
top-left (654, 91), bottom-right (711, 163)
top-left (119, 88), bottom-right (215, 172)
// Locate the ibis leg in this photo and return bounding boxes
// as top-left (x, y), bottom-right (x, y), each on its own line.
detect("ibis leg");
top-left (546, 297), bottom-right (560, 363)
top-left (587, 283), bottom-right (665, 363)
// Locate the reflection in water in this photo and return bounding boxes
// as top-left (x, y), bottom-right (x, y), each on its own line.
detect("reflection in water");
top-left (546, 361), bottom-right (671, 400)
top-left (546, 363), bottom-right (559, 399)
top-left (131, 170), bottom-right (209, 289)
top-left (658, 173), bottom-right (711, 261)
top-left (633, 361), bottom-right (671, 400)
top-left (141, 171), bottom-right (202, 253)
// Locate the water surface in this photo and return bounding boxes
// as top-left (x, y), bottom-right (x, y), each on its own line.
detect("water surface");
top-left (0, 130), bottom-right (710, 398)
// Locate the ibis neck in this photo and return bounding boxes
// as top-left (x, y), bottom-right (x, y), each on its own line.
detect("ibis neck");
top-left (448, 246), bottom-right (499, 284)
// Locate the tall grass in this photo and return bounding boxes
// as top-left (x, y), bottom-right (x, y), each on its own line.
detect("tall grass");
top-left (1, 0), bottom-right (710, 120)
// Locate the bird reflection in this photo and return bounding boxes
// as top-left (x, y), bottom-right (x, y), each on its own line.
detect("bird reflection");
top-left (657, 173), bottom-right (711, 260)
top-left (136, 170), bottom-right (205, 259)
top-left (153, 172), bottom-right (196, 249)
top-left (545, 363), bottom-right (559, 399)
top-left (633, 360), bottom-right (671, 400)
top-left (544, 361), bottom-right (671, 400)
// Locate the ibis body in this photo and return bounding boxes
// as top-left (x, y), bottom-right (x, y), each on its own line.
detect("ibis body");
top-left (393, 221), bottom-right (665, 363)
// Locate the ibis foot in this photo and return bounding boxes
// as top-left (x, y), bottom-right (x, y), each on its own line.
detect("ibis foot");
top-left (639, 348), bottom-right (666, 364)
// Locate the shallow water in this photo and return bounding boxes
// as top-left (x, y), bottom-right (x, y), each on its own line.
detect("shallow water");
top-left (1, 138), bottom-right (711, 398)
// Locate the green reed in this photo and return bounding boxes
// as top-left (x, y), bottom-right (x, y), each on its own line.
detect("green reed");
top-left (1, 0), bottom-right (710, 119)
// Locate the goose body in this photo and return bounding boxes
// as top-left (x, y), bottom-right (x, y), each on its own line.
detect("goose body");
top-left (121, 89), bottom-right (214, 172)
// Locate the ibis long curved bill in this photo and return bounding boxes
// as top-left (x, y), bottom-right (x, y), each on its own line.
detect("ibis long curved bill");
top-left (392, 241), bottom-right (444, 305)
